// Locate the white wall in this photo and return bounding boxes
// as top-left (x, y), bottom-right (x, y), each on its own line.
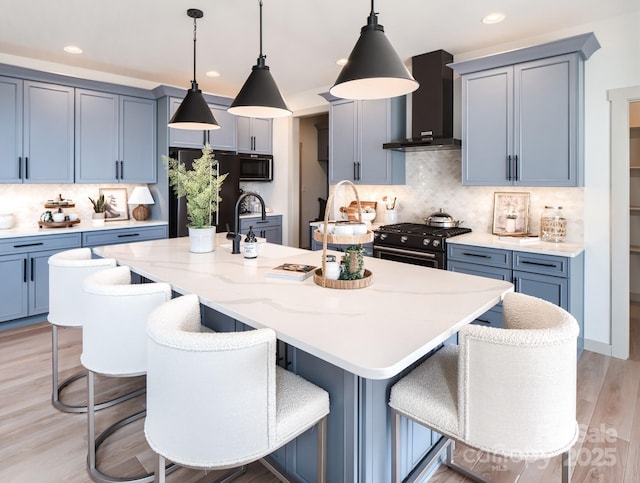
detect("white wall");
top-left (297, 12), bottom-right (639, 351)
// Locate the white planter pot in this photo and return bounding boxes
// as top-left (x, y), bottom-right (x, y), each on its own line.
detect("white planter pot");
top-left (188, 226), bottom-right (216, 253)
top-left (92, 212), bottom-right (105, 226)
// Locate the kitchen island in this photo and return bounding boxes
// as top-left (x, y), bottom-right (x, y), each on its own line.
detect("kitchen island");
top-left (94, 236), bottom-right (513, 482)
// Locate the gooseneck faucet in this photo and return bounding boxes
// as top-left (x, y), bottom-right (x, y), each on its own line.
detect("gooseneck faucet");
top-left (226, 191), bottom-right (266, 254)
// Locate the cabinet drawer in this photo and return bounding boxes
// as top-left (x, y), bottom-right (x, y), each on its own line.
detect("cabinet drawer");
top-left (239, 215), bottom-right (281, 231)
top-left (513, 251), bottom-right (568, 277)
top-left (448, 260), bottom-right (511, 281)
top-left (447, 245), bottom-right (511, 269)
top-left (0, 233), bottom-right (81, 255)
top-left (82, 225), bottom-right (167, 247)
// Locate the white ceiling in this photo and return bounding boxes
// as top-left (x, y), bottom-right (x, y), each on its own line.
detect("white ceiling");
top-left (0, 0), bottom-right (637, 102)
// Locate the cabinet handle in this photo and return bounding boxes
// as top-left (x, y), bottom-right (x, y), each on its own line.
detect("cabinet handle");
top-left (18, 157), bottom-right (22, 179)
top-left (255, 220), bottom-right (269, 224)
top-left (117, 233), bottom-right (140, 238)
top-left (520, 260), bottom-right (556, 268)
top-left (514, 155), bottom-right (519, 181)
top-left (115, 161), bottom-right (119, 179)
top-left (357, 162), bottom-right (361, 180)
top-left (25, 157), bottom-right (29, 179)
top-left (30, 257), bottom-right (34, 282)
top-left (462, 252), bottom-right (491, 259)
top-left (506, 155), bottom-right (512, 181)
top-left (513, 276), bottom-right (519, 291)
top-left (120, 161), bottom-right (124, 179)
top-left (476, 318), bottom-right (491, 325)
top-left (23, 258), bottom-right (27, 283)
top-left (14, 242), bottom-right (44, 248)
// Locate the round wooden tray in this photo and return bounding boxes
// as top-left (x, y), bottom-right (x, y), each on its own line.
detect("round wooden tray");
top-left (38, 219), bottom-right (81, 228)
top-left (313, 230), bottom-right (374, 245)
top-left (44, 203), bottom-right (75, 209)
top-left (313, 268), bottom-right (372, 289)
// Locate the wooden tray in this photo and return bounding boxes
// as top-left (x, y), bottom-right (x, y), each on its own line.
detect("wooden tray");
top-left (313, 230), bottom-right (374, 245)
top-left (44, 203), bottom-right (75, 209)
top-left (314, 180), bottom-right (373, 289)
top-left (313, 268), bottom-right (372, 289)
top-left (38, 219), bottom-right (81, 228)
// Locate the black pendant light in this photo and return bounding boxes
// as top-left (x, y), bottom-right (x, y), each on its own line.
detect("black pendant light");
top-left (228, 0), bottom-right (292, 118)
top-left (168, 8), bottom-right (220, 130)
top-left (330, 0), bottom-right (419, 100)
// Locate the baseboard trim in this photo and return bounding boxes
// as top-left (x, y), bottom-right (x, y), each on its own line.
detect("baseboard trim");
top-left (584, 338), bottom-right (612, 356)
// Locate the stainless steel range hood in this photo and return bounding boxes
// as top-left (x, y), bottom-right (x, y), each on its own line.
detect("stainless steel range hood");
top-left (383, 50), bottom-right (461, 152)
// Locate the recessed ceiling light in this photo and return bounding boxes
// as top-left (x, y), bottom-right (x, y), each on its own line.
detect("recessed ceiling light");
top-left (205, 70), bottom-right (220, 78)
top-left (482, 13), bottom-right (505, 24)
top-left (64, 45), bottom-right (83, 54)
top-left (336, 58), bottom-right (348, 66)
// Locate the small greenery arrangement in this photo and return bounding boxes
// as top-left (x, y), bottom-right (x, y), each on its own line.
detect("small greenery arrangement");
top-left (162, 144), bottom-right (228, 229)
top-left (88, 194), bottom-right (105, 213)
top-left (341, 245), bottom-right (365, 280)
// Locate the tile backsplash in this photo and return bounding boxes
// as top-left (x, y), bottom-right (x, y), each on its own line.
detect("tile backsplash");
top-left (331, 150), bottom-right (584, 242)
top-left (0, 184), bottom-right (145, 229)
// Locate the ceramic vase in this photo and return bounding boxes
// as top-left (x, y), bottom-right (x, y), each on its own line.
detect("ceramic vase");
top-left (189, 226), bottom-right (216, 253)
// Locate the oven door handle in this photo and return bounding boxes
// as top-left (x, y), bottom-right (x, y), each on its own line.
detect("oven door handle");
top-left (374, 246), bottom-right (437, 259)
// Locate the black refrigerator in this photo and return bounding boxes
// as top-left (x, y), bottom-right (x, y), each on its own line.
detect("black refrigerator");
top-left (168, 148), bottom-right (241, 238)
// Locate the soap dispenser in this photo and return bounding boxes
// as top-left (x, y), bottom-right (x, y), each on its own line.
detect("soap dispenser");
top-left (244, 226), bottom-right (258, 259)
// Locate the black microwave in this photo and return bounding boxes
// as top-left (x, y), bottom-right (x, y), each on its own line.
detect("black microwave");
top-left (238, 153), bottom-right (273, 181)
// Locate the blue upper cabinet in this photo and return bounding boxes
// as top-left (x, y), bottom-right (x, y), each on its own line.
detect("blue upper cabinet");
top-left (22, 81), bottom-right (74, 184)
top-left (450, 32), bottom-right (600, 187)
top-left (237, 116), bottom-right (272, 154)
top-left (75, 89), bottom-right (156, 183)
top-left (329, 97), bottom-right (406, 185)
top-left (168, 97), bottom-right (238, 152)
top-left (0, 76), bottom-right (23, 183)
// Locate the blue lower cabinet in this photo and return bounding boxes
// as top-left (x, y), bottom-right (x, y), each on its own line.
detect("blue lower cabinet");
top-left (81, 225), bottom-right (167, 248)
top-left (239, 216), bottom-right (282, 245)
top-left (0, 233), bottom-right (81, 324)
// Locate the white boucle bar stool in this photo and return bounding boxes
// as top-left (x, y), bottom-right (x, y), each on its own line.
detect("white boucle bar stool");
top-left (144, 294), bottom-right (331, 483)
top-left (389, 292), bottom-right (580, 483)
top-left (48, 248), bottom-right (126, 413)
top-left (82, 265), bottom-right (173, 483)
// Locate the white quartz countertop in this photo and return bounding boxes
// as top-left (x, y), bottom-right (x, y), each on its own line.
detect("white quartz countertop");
top-left (94, 235), bottom-right (513, 380)
top-left (448, 232), bottom-right (585, 257)
top-left (0, 220), bottom-right (167, 240)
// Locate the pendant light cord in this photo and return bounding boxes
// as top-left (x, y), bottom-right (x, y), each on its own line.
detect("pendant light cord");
top-left (192, 15), bottom-right (198, 85)
top-left (259, 0), bottom-right (264, 60)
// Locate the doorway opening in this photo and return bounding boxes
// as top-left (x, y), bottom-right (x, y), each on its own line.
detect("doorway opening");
top-left (298, 113), bottom-right (329, 249)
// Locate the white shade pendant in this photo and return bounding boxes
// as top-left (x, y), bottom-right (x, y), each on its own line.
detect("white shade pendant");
top-left (330, 0), bottom-right (419, 100)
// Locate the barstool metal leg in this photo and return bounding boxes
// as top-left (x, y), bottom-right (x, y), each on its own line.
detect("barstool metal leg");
top-left (391, 409), bottom-right (401, 483)
top-left (562, 450), bottom-right (571, 483)
top-left (52, 325), bottom-right (144, 413)
top-left (317, 416), bottom-right (327, 483)
top-left (87, 370), bottom-right (176, 483)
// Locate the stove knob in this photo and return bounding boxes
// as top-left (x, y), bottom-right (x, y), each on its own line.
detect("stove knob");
top-left (400, 236), bottom-right (408, 243)
top-left (380, 233), bottom-right (387, 241)
top-left (422, 239), bottom-right (430, 246)
top-left (432, 239), bottom-right (441, 248)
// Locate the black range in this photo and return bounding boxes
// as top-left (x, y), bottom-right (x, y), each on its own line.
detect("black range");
top-left (373, 223), bottom-right (471, 269)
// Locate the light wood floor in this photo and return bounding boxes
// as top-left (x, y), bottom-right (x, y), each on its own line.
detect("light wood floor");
top-left (1, 312), bottom-right (639, 483)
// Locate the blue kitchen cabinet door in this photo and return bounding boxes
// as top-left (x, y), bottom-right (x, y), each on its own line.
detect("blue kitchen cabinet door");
top-left (119, 95), bottom-right (156, 182)
top-left (23, 81), bottom-right (74, 183)
top-left (208, 105), bottom-right (237, 152)
top-left (75, 89), bottom-right (119, 182)
top-left (0, 76), bottom-right (23, 183)
top-left (237, 116), bottom-right (272, 154)
top-left (513, 270), bottom-right (568, 310)
top-left (29, 249), bottom-right (59, 315)
top-left (461, 54), bottom-right (582, 187)
top-left (0, 254), bottom-right (29, 322)
top-left (461, 66), bottom-right (513, 186)
top-left (329, 97), bottom-right (405, 185)
top-left (75, 90), bottom-right (156, 183)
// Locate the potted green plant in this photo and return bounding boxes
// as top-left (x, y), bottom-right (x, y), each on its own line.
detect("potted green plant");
top-left (88, 194), bottom-right (106, 226)
top-left (162, 144), bottom-right (228, 253)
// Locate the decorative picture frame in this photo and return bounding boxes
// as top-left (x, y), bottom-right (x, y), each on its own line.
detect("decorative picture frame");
top-left (99, 187), bottom-right (129, 221)
top-left (492, 192), bottom-right (530, 235)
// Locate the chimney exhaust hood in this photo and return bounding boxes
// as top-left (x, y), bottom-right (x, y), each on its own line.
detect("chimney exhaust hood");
top-left (383, 49), bottom-right (461, 151)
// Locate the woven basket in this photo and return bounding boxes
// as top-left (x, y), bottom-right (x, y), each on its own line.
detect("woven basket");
top-left (314, 180), bottom-right (373, 289)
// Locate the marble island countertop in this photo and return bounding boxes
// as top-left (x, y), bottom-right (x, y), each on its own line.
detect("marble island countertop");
top-left (94, 235), bottom-right (513, 380)
top-left (0, 219), bottom-right (168, 240)
top-left (448, 232), bottom-right (585, 257)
